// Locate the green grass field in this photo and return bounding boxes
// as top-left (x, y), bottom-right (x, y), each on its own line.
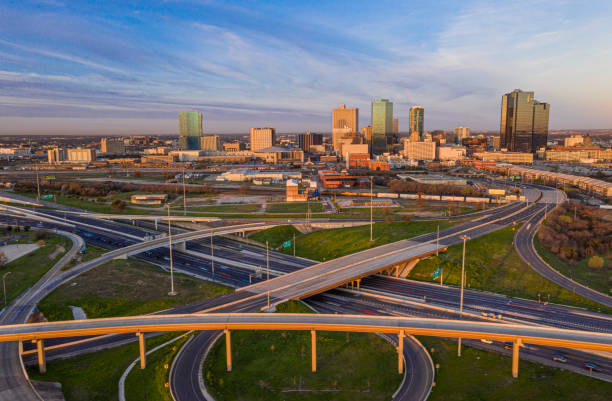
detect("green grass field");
top-left (265, 202), bottom-right (324, 213)
top-left (28, 332), bottom-right (182, 401)
top-left (124, 333), bottom-right (193, 401)
top-left (252, 221), bottom-right (450, 261)
top-left (250, 225), bottom-right (302, 248)
top-left (421, 336), bottom-right (612, 401)
top-left (534, 235), bottom-right (611, 295)
top-left (182, 203), bottom-right (261, 213)
top-left (61, 244), bottom-right (107, 271)
top-left (38, 259), bottom-right (231, 321)
top-left (408, 225), bottom-right (612, 312)
top-left (203, 301), bottom-right (402, 401)
top-left (1, 232), bottom-right (72, 305)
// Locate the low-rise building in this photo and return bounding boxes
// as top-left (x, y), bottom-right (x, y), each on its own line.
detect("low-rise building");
top-left (218, 169), bottom-right (301, 183)
top-left (47, 148), bottom-right (67, 163)
top-left (253, 146), bottom-right (304, 164)
top-left (403, 140), bottom-right (436, 160)
top-left (130, 194), bottom-right (168, 205)
top-left (201, 135), bottom-right (220, 151)
top-left (437, 146), bottom-right (466, 161)
top-left (223, 142), bottom-right (245, 152)
top-left (67, 148), bottom-right (96, 163)
top-left (100, 138), bottom-right (125, 154)
top-left (473, 151), bottom-right (533, 164)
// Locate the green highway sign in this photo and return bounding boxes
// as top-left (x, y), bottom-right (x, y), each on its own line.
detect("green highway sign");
top-left (432, 268), bottom-right (440, 279)
top-left (282, 240), bottom-right (292, 248)
top-left (40, 194), bottom-right (54, 200)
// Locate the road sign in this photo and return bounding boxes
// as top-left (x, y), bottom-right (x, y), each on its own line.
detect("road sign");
top-left (432, 268), bottom-right (440, 279)
top-left (44, 175), bottom-right (56, 180)
top-left (282, 240), bottom-right (292, 248)
top-left (41, 194), bottom-right (54, 200)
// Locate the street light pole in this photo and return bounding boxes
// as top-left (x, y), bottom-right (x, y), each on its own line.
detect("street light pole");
top-left (436, 225), bottom-right (439, 256)
top-left (167, 205), bottom-right (177, 296)
top-left (293, 233), bottom-right (296, 257)
top-left (266, 241), bottom-right (270, 280)
top-left (211, 229), bottom-right (215, 277)
top-left (370, 176), bottom-right (373, 242)
top-left (458, 234), bottom-right (469, 357)
top-left (3, 271), bottom-right (11, 307)
top-left (182, 168), bottom-right (187, 216)
top-left (36, 166), bottom-right (41, 202)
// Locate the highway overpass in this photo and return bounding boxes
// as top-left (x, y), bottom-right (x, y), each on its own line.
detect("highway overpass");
top-left (5, 313), bottom-right (612, 379)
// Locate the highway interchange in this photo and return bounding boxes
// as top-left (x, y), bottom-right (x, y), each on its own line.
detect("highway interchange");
top-left (0, 183), bottom-right (611, 401)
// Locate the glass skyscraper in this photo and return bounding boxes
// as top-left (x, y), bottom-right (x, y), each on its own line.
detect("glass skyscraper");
top-left (409, 106), bottom-right (424, 139)
top-left (371, 99), bottom-right (393, 154)
top-left (500, 89), bottom-right (549, 153)
top-left (179, 110), bottom-right (203, 150)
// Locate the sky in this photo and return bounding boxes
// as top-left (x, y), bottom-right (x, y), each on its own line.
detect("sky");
top-left (1, 0), bottom-right (612, 135)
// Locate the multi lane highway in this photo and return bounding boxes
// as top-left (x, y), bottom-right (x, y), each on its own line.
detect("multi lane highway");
top-left (2, 184), bottom-right (612, 401)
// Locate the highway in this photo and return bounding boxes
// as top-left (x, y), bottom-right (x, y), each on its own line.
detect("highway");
top-left (0, 229), bottom-right (83, 401)
top-left (3, 184), bottom-right (612, 400)
top-left (514, 201), bottom-right (612, 309)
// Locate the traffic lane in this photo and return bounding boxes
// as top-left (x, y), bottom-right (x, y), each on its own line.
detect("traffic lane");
top-left (362, 276), bottom-right (612, 333)
top-left (311, 292), bottom-right (612, 379)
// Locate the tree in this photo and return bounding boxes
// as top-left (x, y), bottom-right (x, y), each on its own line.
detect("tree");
top-left (239, 183), bottom-right (249, 195)
top-left (588, 255), bottom-right (605, 270)
top-left (111, 199), bottom-right (126, 211)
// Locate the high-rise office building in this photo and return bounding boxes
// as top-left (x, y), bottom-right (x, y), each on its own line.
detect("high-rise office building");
top-left (371, 99), bottom-right (393, 154)
top-left (250, 127), bottom-right (276, 151)
top-left (100, 138), bottom-right (125, 154)
top-left (179, 110), bottom-right (203, 150)
top-left (454, 127), bottom-right (470, 144)
top-left (201, 135), bottom-right (220, 151)
top-left (298, 132), bottom-right (323, 152)
top-left (332, 104), bottom-right (359, 153)
top-left (500, 89), bottom-right (549, 153)
top-left (409, 106), bottom-right (424, 140)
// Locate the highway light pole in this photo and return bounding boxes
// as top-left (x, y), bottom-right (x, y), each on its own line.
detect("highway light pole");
top-left (182, 168), bottom-right (187, 216)
top-left (266, 241), bottom-right (270, 280)
top-left (458, 234), bottom-right (469, 357)
top-left (211, 229), bottom-right (215, 277)
top-left (166, 205), bottom-right (177, 296)
top-left (370, 176), bottom-right (373, 242)
top-left (436, 225), bottom-right (439, 256)
top-left (3, 271), bottom-right (11, 307)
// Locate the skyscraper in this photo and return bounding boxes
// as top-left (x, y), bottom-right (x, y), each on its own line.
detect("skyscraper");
top-left (500, 89), bottom-right (550, 152)
top-left (454, 127), bottom-right (470, 144)
top-left (250, 127), bottom-right (276, 151)
top-left (409, 106), bottom-right (424, 140)
top-left (371, 99), bottom-right (393, 154)
top-left (179, 110), bottom-right (203, 150)
top-left (332, 104), bottom-right (359, 153)
top-left (200, 135), bottom-right (220, 151)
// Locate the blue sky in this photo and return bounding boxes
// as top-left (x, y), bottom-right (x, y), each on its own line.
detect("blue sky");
top-left (1, 0), bottom-right (611, 134)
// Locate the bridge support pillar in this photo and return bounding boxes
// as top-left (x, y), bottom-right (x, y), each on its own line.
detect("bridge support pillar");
top-left (397, 330), bottom-right (405, 374)
top-left (137, 332), bottom-right (146, 369)
top-left (356, 279), bottom-right (360, 290)
top-left (154, 219), bottom-right (158, 230)
top-left (512, 339), bottom-right (521, 378)
top-left (174, 242), bottom-right (186, 252)
top-left (225, 329), bottom-right (232, 372)
top-left (34, 339), bottom-right (46, 374)
top-left (311, 330), bottom-right (317, 372)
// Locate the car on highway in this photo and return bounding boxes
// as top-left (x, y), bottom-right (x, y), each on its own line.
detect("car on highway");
top-left (582, 362), bottom-right (601, 372)
top-left (552, 354), bottom-right (567, 363)
top-left (480, 339), bottom-right (493, 344)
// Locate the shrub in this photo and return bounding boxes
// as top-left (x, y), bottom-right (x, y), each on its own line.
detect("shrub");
top-left (588, 255), bottom-right (605, 270)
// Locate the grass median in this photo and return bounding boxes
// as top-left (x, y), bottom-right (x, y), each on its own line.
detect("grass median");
top-left (1, 231), bottom-right (72, 305)
top-left (408, 225), bottom-right (612, 312)
top-left (420, 336), bottom-right (612, 401)
top-left (203, 301), bottom-right (402, 401)
top-left (38, 258), bottom-right (231, 321)
top-left (251, 220), bottom-right (451, 261)
top-left (28, 332), bottom-right (183, 401)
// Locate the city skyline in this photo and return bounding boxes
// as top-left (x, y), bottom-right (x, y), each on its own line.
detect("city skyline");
top-left (2, 1), bottom-right (612, 134)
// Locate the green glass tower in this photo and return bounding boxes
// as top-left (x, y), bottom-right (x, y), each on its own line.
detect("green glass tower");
top-left (179, 110), bottom-right (203, 150)
top-left (371, 99), bottom-right (393, 154)
top-left (409, 106), bottom-right (424, 139)
top-left (500, 90), bottom-right (549, 153)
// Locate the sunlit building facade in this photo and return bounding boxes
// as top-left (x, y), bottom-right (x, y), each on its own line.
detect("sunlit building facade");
top-left (179, 110), bottom-right (203, 150)
top-left (371, 99), bottom-right (393, 154)
top-left (500, 89), bottom-right (549, 153)
top-left (409, 106), bottom-right (424, 140)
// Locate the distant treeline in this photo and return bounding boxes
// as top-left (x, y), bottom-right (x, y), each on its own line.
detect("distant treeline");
top-left (387, 179), bottom-right (486, 197)
top-left (14, 180), bottom-right (216, 197)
